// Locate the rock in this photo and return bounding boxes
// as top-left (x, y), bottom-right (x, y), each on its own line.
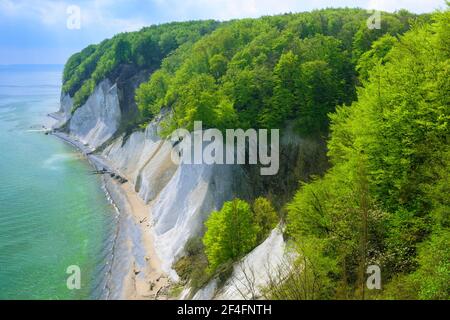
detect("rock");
top-left (68, 79), bottom-right (121, 150)
top-left (216, 228), bottom-right (288, 300)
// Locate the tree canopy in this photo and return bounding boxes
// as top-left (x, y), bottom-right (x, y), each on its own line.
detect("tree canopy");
top-left (134, 8), bottom-right (421, 135)
top-left (62, 8), bottom-right (448, 300)
top-left (287, 9), bottom-right (449, 300)
top-left (62, 20), bottom-right (219, 112)
top-left (203, 199), bottom-right (258, 272)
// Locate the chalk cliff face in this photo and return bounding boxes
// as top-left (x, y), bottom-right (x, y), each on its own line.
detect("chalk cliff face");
top-left (57, 77), bottom-right (326, 298)
top-left (152, 155), bottom-right (251, 279)
top-left (57, 79), bottom-right (253, 281)
top-left (102, 128), bottom-right (252, 279)
top-left (59, 94), bottom-right (73, 122)
top-left (101, 121), bottom-right (177, 203)
top-left (68, 80), bottom-right (122, 149)
top-left (215, 227), bottom-right (288, 300)
top-left (192, 228), bottom-right (288, 300)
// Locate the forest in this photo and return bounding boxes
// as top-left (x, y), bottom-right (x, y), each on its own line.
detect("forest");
top-left (284, 9), bottom-right (449, 299)
top-left (63, 7), bottom-right (449, 300)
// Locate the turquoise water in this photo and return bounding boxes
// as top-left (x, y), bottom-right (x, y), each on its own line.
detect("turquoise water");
top-left (0, 66), bottom-right (115, 299)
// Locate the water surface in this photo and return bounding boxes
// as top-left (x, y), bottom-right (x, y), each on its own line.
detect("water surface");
top-left (0, 65), bottom-right (116, 299)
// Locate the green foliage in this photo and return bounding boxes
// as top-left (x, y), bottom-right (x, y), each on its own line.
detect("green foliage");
top-left (413, 230), bottom-right (450, 299)
top-left (253, 197), bottom-right (279, 242)
top-left (356, 34), bottom-right (397, 82)
top-left (286, 9), bottom-right (450, 299)
top-left (113, 38), bottom-right (132, 66)
top-left (173, 237), bottom-right (210, 292)
top-left (135, 69), bottom-right (170, 120)
top-left (65, 9), bottom-right (417, 125)
top-left (352, 11), bottom-right (415, 62)
top-left (136, 8), bottom-right (415, 134)
top-left (203, 199), bottom-right (258, 273)
top-left (62, 20), bottom-right (219, 112)
top-left (202, 197), bottom-right (279, 276)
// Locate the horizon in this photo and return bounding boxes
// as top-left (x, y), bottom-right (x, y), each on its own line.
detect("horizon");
top-left (0, 0), bottom-right (447, 64)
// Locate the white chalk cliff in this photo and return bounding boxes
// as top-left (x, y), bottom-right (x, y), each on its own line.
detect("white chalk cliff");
top-left (56, 80), bottom-right (255, 286)
top-left (54, 76), bottom-right (318, 300)
top-left (64, 79), bottom-right (122, 150)
top-left (192, 228), bottom-right (289, 300)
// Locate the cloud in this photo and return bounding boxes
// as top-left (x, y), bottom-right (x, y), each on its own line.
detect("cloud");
top-left (151, 0), bottom-right (361, 21)
top-left (367, 0), bottom-right (446, 13)
top-left (0, 0), bottom-right (445, 31)
top-left (80, 3), bottom-right (149, 33)
top-left (153, 0), bottom-right (298, 20)
top-left (151, 0), bottom-right (446, 21)
top-left (0, 0), bottom-right (67, 25)
top-left (0, 0), bottom-right (446, 64)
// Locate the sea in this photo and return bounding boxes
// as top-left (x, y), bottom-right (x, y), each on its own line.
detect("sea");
top-left (0, 64), bottom-right (116, 299)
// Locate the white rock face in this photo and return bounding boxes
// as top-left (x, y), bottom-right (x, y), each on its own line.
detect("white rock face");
top-left (69, 79), bottom-right (121, 149)
top-left (151, 160), bottom-right (249, 280)
top-left (102, 131), bottom-right (152, 181)
top-left (102, 123), bottom-right (160, 182)
top-left (136, 140), bottom-right (176, 203)
top-left (101, 122), bottom-right (178, 204)
top-left (50, 94), bottom-right (73, 129)
top-left (192, 228), bottom-right (287, 300)
top-left (100, 125), bottom-right (250, 281)
top-left (59, 94), bottom-right (73, 121)
top-left (192, 279), bottom-right (218, 300)
top-left (215, 228), bottom-right (286, 300)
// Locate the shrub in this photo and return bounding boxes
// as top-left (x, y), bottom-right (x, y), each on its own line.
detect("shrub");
top-left (203, 199), bottom-right (258, 273)
top-left (253, 197), bottom-right (279, 242)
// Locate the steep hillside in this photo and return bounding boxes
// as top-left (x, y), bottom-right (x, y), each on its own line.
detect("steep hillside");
top-left (286, 10), bottom-right (449, 300)
top-left (52, 8), bottom-right (447, 300)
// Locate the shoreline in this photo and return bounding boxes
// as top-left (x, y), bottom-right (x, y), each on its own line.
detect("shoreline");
top-left (50, 130), bottom-right (171, 300)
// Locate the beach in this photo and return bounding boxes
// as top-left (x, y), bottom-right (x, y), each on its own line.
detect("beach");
top-left (50, 130), bottom-right (171, 300)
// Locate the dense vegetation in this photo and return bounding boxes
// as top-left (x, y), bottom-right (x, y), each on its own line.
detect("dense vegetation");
top-left (135, 8), bottom-right (422, 136)
top-left (62, 20), bottom-right (219, 111)
top-left (286, 10), bottom-right (449, 300)
top-left (203, 198), bottom-right (278, 273)
top-left (167, 9), bottom-right (448, 299)
top-left (63, 7), bottom-right (448, 299)
top-left (174, 198), bottom-right (278, 293)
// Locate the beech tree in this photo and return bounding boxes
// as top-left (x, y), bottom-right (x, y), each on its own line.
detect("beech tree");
top-left (253, 197), bottom-right (278, 242)
top-left (203, 199), bottom-right (258, 273)
top-left (287, 9), bottom-right (450, 299)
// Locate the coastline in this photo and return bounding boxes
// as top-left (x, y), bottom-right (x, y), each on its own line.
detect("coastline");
top-left (50, 130), bottom-right (171, 300)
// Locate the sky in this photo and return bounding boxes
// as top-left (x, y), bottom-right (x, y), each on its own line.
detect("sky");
top-left (0, 0), bottom-right (447, 64)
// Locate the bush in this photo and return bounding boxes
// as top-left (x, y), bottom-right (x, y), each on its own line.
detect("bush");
top-left (253, 197), bottom-right (279, 242)
top-left (203, 199), bottom-right (258, 273)
top-left (173, 237), bottom-right (210, 292)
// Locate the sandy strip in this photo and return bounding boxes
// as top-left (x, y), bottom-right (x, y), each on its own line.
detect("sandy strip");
top-left (108, 177), bottom-right (171, 300)
top-left (50, 130), bottom-right (171, 300)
